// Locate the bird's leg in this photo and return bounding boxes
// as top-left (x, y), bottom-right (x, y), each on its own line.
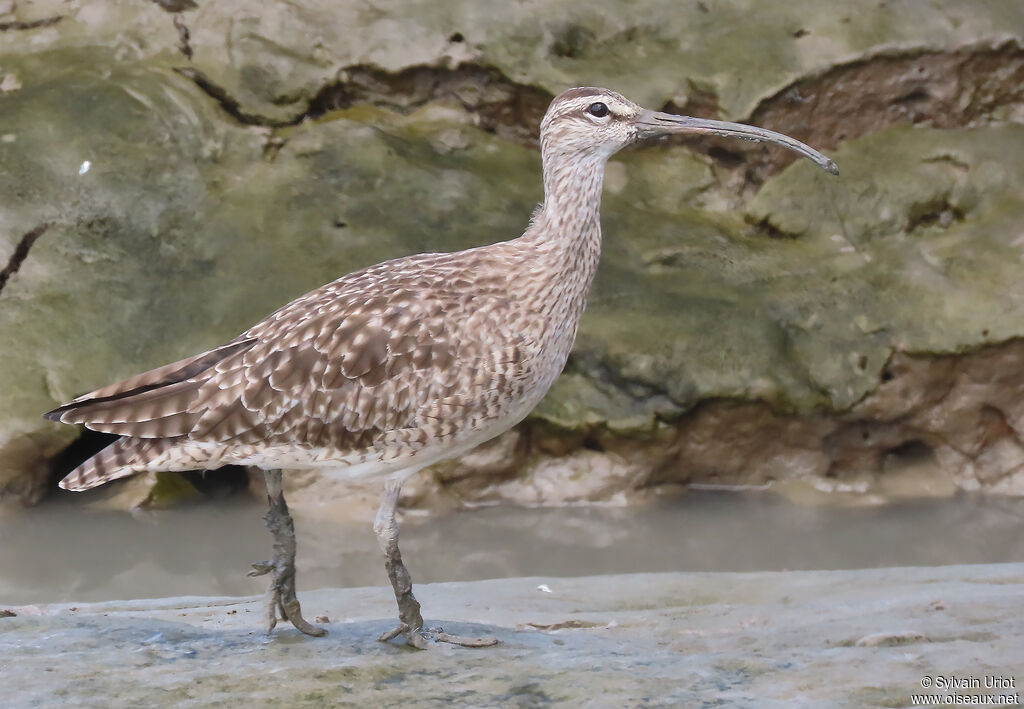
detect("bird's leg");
top-left (373, 479), bottom-right (428, 648)
top-left (248, 468), bottom-right (325, 637)
top-left (373, 479), bottom-right (498, 649)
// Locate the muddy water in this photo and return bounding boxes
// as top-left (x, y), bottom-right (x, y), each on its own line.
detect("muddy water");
top-left (1, 492), bottom-right (1023, 605)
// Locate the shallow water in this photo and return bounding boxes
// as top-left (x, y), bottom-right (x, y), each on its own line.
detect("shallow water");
top-left (1, 492), bottom-right (1022, 605)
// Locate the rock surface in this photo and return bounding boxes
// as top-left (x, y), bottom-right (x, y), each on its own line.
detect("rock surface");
top-left (2, 0), bottom-right (1024, 506)
top-left (3, 564), bottom-right (1023, 707)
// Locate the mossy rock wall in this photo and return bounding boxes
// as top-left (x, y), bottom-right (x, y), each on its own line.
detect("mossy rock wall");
top-left (1, 0), bottom-right (1023, 505)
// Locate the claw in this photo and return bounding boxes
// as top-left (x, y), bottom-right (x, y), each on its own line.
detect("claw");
top-left (377, 625), bottom-right (407, 643)
top-left (248, 562), bottom-right (273, 577)
top-left (378, 623), bottom-right (429, 649)
top-left (281, 596), bottom-right (327, 637)
top-left (377, 624), bottom-right (498, 649)
top-left (429, 629), bottom-right (499, 648)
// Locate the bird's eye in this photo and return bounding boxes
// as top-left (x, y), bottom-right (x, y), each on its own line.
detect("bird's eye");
top-left (587, 102), bottom-right (610, 118)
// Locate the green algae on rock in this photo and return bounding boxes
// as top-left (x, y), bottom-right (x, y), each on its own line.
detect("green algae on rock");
top-left (2, 0), bottom-right (1024, 506)
top-left (0, 66), bottom-right (542, 504)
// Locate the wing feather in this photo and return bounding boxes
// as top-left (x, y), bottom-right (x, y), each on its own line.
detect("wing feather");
top-left (46, 250), bottom-right (533, 457)
top-left (44, 339), bottom-right (257, 432)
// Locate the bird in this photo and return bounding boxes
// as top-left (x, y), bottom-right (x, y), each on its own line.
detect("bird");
top-left (45, 87), bottom-right (837, 648)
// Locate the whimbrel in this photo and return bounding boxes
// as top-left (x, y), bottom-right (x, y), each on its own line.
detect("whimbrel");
top-left (46, 87), bottom-right (837, 648)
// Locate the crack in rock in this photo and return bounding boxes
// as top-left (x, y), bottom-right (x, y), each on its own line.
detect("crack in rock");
top-left (305, 65), bottom-right (552, 144)
top-left (173, 68), bottom-right (286, 126)
top-left (0, 15), bottom-right (62, 31)
top-left (177, 41), bottom-right (1024, 192)
top-left (646, 41), bottom-right (1024, 191)
top-left (150, 0), bottom-right (197, 12)
top-left (740, 40), bottom-right (1024, 186)
top-left (422, 338), bottom-right (1024, 508)
top-left (0, 223), bottom-right (49, 296)
top-left (172, 14), bottom-right (192, 61)
top-left (177, 63), bottom-right (553, 144)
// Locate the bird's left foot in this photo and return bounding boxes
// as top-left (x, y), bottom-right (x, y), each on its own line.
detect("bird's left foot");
top-left (377, 623), bottom-right (498, 648)
top-left (373, 480), bottom-right (498, 650)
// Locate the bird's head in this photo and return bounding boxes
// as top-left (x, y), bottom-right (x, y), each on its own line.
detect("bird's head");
top-left (540, 86), bottom-right (838, 175)
top-left (540, 87), bottom-right (646, 161)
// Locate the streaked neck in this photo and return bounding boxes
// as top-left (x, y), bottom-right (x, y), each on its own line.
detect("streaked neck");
top-left (516, 148), bottom-right (609, 323)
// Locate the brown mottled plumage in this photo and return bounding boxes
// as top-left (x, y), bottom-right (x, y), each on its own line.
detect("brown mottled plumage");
top-left (45, 87), bottom-right (836, 645)
top-left (48, 88), bottom-right (836, 492)
top-left (49, 248), bottom-right (544, 490)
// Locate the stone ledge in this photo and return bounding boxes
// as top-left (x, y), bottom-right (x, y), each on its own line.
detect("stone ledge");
top-left (4, 565), bottom-right (1023, 707)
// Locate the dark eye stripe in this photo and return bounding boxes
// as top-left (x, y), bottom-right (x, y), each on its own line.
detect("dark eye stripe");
top-left (587, 102), bottom-right (609, 118)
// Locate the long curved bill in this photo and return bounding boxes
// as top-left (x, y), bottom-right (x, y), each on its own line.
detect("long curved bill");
top-left (636, 110), bottom-right (839, 175)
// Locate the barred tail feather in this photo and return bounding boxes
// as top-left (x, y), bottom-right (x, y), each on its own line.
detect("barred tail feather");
top-left (59, 437), bottom-right (177, 491)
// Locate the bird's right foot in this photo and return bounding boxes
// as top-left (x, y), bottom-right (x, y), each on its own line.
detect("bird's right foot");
top-left (252, 468), bottom-right (325, 638)
top-left (249, 558), bottom-right (326, 637)
top-left (377, 621), bottom-right (429, 649)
